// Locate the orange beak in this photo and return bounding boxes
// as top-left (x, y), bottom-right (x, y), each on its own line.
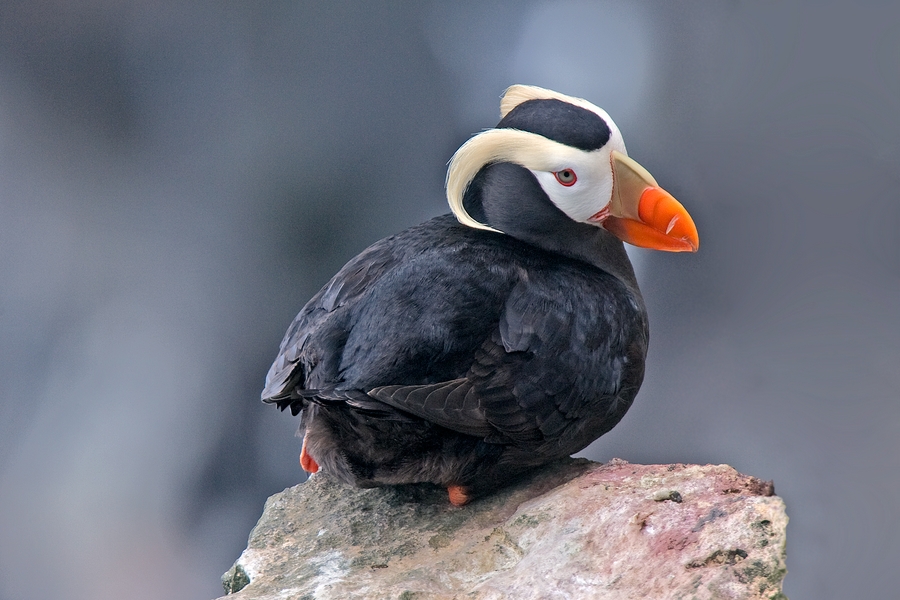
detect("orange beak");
top-left (596, 151), bottom-right (699, 252)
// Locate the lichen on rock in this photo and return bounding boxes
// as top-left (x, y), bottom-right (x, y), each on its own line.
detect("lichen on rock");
top-left (218, 458), bottom-right (787, 600)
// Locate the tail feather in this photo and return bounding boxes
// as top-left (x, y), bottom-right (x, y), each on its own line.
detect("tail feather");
top-left (269, 386), bottom-right (416, 421)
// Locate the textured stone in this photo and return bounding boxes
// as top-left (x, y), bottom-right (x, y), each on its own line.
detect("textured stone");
top-left (219, 459), bottom-right (787, 600)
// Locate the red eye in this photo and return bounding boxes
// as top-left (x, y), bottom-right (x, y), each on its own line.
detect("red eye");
top-left (554, 169), bottom-right (577, 186)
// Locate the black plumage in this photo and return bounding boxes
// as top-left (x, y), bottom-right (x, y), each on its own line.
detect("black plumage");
top-left (262, 85), bottom-right (697, 504)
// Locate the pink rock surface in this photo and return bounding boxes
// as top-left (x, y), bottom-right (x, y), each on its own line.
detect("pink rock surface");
top-left (220, 459), bottom-right (787, 599)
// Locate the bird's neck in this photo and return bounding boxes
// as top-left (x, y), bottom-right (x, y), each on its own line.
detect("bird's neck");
top-left (517, 222), bottom-right (643, 299)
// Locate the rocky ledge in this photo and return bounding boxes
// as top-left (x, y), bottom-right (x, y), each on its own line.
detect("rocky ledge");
top-left (219, 458), bottom-right (787, 600)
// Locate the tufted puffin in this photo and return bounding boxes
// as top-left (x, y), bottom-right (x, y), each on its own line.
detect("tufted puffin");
top-left (262, 85), bottom-right (698, 506)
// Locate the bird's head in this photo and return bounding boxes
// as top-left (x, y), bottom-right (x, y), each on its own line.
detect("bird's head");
top-left (446, 85), bottom-right (699, 253)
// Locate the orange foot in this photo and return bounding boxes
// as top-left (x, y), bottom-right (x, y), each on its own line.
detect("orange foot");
top-left (447, 484), bottom-right (471, 506)
top-left (300, 437), bottom-right (319, 473)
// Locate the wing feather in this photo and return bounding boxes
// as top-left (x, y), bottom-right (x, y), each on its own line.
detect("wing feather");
top-left (363, 269), bottom-right (646, 450)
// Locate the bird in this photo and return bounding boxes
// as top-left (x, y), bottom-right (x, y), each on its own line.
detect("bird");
top-left (262, 85), bottom-right (698, 506)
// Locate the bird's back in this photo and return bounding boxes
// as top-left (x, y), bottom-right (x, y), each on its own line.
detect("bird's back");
top-left (265, 214), bottom-right (644, 404)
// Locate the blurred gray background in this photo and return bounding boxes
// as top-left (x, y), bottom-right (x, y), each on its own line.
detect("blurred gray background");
top-left (0, 2), bottom-right (897, 598)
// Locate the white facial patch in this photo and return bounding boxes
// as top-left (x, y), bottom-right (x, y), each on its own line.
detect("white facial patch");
top-left (527, 113), bottom-right (628, 224)
top-left (528, 145), bottom-right (617, 223)
top-left (446, 84), bottom-right (629, 231)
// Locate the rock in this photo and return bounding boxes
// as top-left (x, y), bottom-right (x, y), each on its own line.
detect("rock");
top-left (219, 459), bottom-right (787, 600)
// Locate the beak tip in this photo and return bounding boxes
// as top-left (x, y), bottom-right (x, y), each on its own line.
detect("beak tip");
top-left (685, 230), bottom-right (700, 253)
top-left (672, 236), bottom-right (699, 253)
